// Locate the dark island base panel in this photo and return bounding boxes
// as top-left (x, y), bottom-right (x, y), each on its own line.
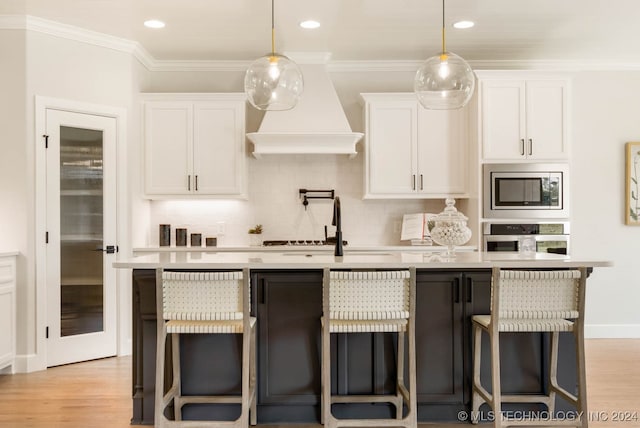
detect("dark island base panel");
top-left (132, 269), bottom-right (579, 425)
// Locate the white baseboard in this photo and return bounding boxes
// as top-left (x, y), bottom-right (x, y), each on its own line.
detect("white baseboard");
top-left (118, 338), bottom-right (132, 357)
top-left (13, 353), bottom-right (46, 373)
top-left (585, 324), bottom-right (640, 338)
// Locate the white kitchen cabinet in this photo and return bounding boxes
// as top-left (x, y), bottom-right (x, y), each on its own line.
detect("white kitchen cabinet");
top-left (143, 94), bottom-right (247, 198)
top-left (480, 77), bottom-right (569, 161)
top-left (0, 253), bottom-right (16, 373)
top-left (361, 93), bottom-right (468, 199)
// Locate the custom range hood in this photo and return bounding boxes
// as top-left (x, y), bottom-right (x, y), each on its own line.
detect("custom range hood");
top-left (247, 53), bottom-right (363, 158)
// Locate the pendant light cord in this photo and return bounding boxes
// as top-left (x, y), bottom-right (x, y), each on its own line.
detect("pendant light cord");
top-left (441, 0), bottom-right (446, 54)
top-left (271, 0), bottom-right (276, 55)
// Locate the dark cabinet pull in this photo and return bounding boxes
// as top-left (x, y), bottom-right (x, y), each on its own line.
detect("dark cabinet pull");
top-left (454, 278), bottom-right (460, 303)
top-left (187, 175), bottom-right (191, 191)
top-left (466, 277), bottom-right (474, 303)
top-left (420, 174), bottom-right (424, 190)
top-left (92, 245), bottom-right (118, 254)
top-left (195, 175), bottom-right (199, 191)
top-left (520, 139), bottom-right (525, 155)
top-left (528, 138), bottom-right (533, 156)
top-left (412, 174), bottom-right (416, 190)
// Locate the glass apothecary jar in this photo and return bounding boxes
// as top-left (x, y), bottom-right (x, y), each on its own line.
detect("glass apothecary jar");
top-left (429, 198), bottom-right (472, 257)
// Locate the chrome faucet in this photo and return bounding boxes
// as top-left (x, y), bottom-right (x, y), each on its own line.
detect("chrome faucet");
top-left (332, 197), bottom-right (343, 256)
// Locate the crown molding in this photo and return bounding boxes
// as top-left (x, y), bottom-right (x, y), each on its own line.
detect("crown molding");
top-left (329, 59), bottom-right (640, 73)
top-left (3, 15), bottom-right (640, 73)
top-left (328, 60), bottom-right (421, 73)
top-left (25, 15), bottom-right (138, 53)
top-left (0, 15), bottom-right (156, 69)
top-left (145, 60), bottom-right (250, 72)
top-left (469, 59), bottom-right (640, 71)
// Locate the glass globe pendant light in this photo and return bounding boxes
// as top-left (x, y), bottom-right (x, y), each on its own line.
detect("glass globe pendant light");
top-left (414, 0), bottom-right (475, 110)
top-left (244, 0), bottom-right (304, 111)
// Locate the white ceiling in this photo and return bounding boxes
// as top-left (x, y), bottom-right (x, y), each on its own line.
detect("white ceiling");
top-left (4, 0), bottom-right (640, 65)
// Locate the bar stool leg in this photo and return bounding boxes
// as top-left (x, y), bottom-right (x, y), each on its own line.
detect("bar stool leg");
top-left (172, 333), bottom-right (182, 421)
top-left (322, 317), bottom-right (332, 428)
top-left (576, 326), bottom-right (588, 427)
top-left (250, 324), bottom-right (257, 426)
top-left (490, 329), bottom-right (502, 428)
top-left (396, 331), bottom-right (406, 420)
top-left (471, 323), bottom-right (482, 424)
top-left (239, 326), bottom-right (250, 427)
top-left (548, 331), bottom-right (560, 415)
top-left (408, 323), bottom-right (418, 428)
top-left (155, 324), bottom-right (167, 428)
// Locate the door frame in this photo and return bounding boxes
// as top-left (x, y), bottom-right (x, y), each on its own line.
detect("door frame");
top-left (34, 96), bottom-right (128, 372)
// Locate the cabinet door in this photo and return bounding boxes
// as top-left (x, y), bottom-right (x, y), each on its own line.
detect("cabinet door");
top-left (526, 80), bottom-right (568, 160)
top-left (0, 256), bottom-right (16, 371)
top-left (144, 102), bottom-right (193, 195)
top-left (481, 80), bottom-right (526, 160)
top-left (193, 101), bottom-right (246, 196)
top-left (417, 107), bottom-right (468, 195)
top-left (365, 100), bottom-right (417, 197)
top-left (415, 271), bottom-right (464, 419)
top-left (254, 270), bottom-right (323, 422)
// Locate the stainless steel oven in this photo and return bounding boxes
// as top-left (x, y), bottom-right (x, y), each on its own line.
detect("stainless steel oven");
top-left (484, 163), bottom-right (569, 219)
top-left (483, 222), bottom-right (570, 255)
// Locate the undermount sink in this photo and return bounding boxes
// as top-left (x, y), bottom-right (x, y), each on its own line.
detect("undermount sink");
top-left (345, 251), bottom-right (392, 256)
top-left (280, 251), bottom-right (331, 256)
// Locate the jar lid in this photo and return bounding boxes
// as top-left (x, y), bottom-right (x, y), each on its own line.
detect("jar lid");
top-left (433, 198), bottom-right (468, 223)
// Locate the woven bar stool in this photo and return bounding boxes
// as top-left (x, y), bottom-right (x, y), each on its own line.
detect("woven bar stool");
top-left (321, 267), bottom-right (417, 428)
top-left (155, 268), bottom-right (257, 428)
top-left (471, 267), bottom-right (588, 428)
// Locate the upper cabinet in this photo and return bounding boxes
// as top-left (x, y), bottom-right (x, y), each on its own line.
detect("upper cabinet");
top-left (361, 93), bottom-right (468, 199)
top-left (480, 75), bottom-right (569, 161)
top-left (142, 94), bottom-right (247, 198)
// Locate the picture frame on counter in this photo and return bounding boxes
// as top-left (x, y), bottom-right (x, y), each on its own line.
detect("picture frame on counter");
top-left (626, 142), bottom-right (640, 225)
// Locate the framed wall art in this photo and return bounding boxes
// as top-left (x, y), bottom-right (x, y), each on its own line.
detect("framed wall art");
top-left (626, 142), bottom-right (640, 225)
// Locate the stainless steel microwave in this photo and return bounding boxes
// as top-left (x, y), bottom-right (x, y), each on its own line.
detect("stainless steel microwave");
top-left (483, 163), bottom-right (569, 219)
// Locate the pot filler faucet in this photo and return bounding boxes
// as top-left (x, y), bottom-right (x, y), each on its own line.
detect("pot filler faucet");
top-left (332, 197), bottom-right (343, 256)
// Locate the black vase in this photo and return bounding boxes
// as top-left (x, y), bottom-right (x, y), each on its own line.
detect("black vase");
top-left (176, 228), bottom-right (187, 247)
top-left (159, 224), bottom-right (171, 247)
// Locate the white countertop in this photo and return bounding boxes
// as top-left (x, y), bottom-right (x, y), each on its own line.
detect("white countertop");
top-left (114, 250), bottom-right (612, 270)
top-left (133, 245), bottom-right (477, 253)
top-left (0, 251), bottom-right (19, 258)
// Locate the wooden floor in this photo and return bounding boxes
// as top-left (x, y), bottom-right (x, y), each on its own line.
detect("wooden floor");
top-left (0, 339), bottom-right (638, 428)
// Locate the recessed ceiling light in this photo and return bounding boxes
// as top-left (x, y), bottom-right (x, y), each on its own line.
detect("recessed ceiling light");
top-left (144, 19), bottom-right (166, 29)
top-left (299, 20), bottom-right (321, 29)
top-left (452, 20), bottom-right (474, 29)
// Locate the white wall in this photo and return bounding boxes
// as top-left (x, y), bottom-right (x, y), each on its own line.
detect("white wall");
top-left (571, 71), bottom-right (640, 337)
top-left (0, 28), bottom-right (27, 355)
top-left (3, 29), bottom-right (138, 370)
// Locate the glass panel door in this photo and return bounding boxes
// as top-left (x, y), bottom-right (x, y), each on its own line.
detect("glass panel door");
top-left (59, 126), bottom-right (104, 337)
top-left (46, 108), bottom-right (117, 367)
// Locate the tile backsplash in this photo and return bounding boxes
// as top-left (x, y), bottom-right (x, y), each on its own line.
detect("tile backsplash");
top-left (147, 154), bottom-right (459, 247)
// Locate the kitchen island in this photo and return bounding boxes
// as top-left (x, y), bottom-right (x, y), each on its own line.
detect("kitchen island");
top-left (114, 251), bottom-right (610, 425)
